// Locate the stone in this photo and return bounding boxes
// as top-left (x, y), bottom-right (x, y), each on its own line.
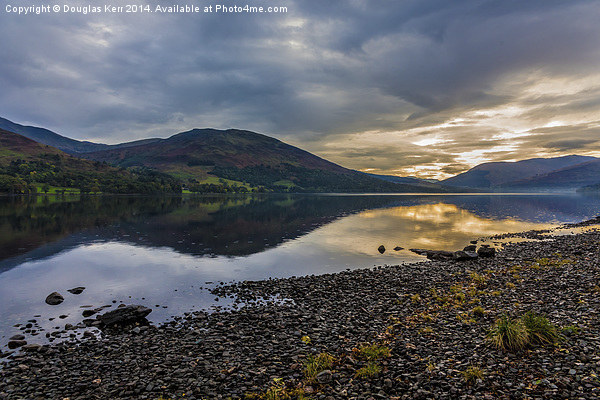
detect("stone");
top-left (67, 287), bottom-right (86, 295)
top-left (96, 305), bottom-right (152, 327)
top-left (7, 340), bottom-right (27, 349)
top-left (393, 246), bottom-right (403, 251)
top-left (316, 369), bottom-right (332, 384)
top-left (477, 246), bottom-right (496, 258)
top-left (378, 245), bottom-right (386, 254)
top-left (453, 251), bottom-right (478, 261)
top-left (45, 292), bottom-right (64, 305)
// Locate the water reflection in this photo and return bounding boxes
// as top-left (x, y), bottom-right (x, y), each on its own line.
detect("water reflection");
top-left (0, 193), bottom-right (599, 345)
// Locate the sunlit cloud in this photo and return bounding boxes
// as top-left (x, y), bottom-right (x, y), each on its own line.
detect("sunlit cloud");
top-left (1, 1), bottom-right (600, 178)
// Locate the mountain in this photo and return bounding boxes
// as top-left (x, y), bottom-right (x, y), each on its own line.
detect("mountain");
top-left (0, 117), bottom-right (161, 154)
top-left (442, 155), bottom-right (598, 190)
top-left (81, 128), bottom-right (451, 193)
top-left (0, 117), bottom-right (110, 154)
top-left (364, 173), bottom-right (449, 191)
top-left (0, 128), bottom-right (180, 194)
top-left (503, 159), bottom-right (600, 191)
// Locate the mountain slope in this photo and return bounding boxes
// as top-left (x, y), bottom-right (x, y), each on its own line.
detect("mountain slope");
top-left (503, 159), bottom-right (600, 190)
top-left (442, 155), bottom-right (598, 189)
top-left (0, 128), bottom-right (180, 194)
top-left (82, 128), bottom-right (448, 193)
top-left (0, 117), bottom-right (110, 154)
top-left (0, 117), bottom-right (162, 154)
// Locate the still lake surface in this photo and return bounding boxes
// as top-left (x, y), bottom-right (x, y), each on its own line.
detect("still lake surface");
top-left (1, 193), bottom-right (599, 344)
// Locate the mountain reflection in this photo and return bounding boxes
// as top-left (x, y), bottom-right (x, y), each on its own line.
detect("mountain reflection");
top-left (1, 193), bottom-right (598, 270)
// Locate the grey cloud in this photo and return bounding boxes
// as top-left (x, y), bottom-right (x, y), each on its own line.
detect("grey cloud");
top-left (1, 0), bottom-right (600, 174)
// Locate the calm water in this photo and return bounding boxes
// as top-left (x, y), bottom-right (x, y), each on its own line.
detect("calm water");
top-left (1, 193), bottom-right (599, 345)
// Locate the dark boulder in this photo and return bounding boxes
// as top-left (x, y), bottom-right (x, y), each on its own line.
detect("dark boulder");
top-left (8, 340), bottom-right (27, 349)
top-left (463, 245), bottom-right (477, 252)
top-left (409, 249), bottom-right (454, 261)
top-left (377, 245), bottom-right (386, 254)
top-left (393, 246), bottom-right (404, 251)
top-left (477, 246), bottom-right (496, 258)
top-left (453, 251), bottom-right (478, 261)
top-left (96, 305), bottom-right (152, 328)
top-left (45, 292), bottom-right (64, 306)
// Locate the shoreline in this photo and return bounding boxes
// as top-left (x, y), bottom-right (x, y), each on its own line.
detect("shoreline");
top-left (1, 223), bottom-right (600, 399)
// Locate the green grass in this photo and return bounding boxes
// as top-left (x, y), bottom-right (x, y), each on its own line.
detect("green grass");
top-left (303, 353), bottom-right (334, 383)
top-left (487, 312), bottom-right (563, 351)
top-left (33, 183), bottom-right (82, 194)
top-left (487, 315), bottom-right (529, 352)
top-left (355, 344), bottom-right (391, 361)
top-left (521, 311), bottom-right (563, 345)
top-left (471, 306), bottom-right (485, 318)
top-left (462, 365), bottom-right (484, 384)
top-left (355, 361), bottom-right (381, 379)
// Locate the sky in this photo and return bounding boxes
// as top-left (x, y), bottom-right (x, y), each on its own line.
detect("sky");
top-left (1, 0), bottom-right (600, 179)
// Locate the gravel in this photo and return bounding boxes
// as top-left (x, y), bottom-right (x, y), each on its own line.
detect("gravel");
top-left (1, 223), bottom-right (599, 399)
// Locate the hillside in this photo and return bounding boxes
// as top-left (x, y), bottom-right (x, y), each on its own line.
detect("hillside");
top-left (504, 159), bottom-right (600, 191)
top-left (82, 128), bottom-right (447, 193)
top-left (0, 117), bottom-right (162, 154)
top-left (442, 155), bottom-right (598, 189)
top-left (0, 129), bottom-right (180, 194)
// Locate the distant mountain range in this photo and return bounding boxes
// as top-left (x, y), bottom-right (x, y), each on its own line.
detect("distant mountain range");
top-left (2, 116), bottom-right (599, 193)
top-left (442, 155), bottom-right (600, 191)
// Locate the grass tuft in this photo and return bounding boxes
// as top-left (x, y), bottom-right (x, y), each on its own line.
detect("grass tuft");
top-left (355, 361), bottom-right (381, 379)
top-left (303, 353), bottom-right (334, 382)
top-left (487, 315), bottom-right (529, 352)
top-left (462, 365), bottom-right (484, 384)
top-left (521, 311), bottom-right (563, 345)
top-left (354, 344), bottom-right (391, 361)
top-left (471, 306), bottom-right (485, 318)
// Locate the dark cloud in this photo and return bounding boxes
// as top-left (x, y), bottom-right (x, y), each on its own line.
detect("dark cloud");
top-left (1, 0), bottom-right (599, 175)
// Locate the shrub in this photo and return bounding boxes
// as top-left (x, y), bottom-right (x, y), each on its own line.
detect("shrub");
top-left (487, 315), bottom-right (529, 352)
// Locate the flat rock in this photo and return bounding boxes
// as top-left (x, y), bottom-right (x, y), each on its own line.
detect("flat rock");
top-left (67, 287), bottom-right (86, 295)
top-left (96, 305), bottom-right (152, 327)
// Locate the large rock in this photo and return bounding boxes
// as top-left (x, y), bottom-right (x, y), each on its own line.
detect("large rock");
top-left (8, 340), bottom-right (27, 349)
top-left (409, 249), bottom-right (454, 261)
top-left (377, 245), bottom-right (386, 254)
top-left (96, 305), bottom-right (152, 327)
top-left (477, 246), bottom-right (496, 258)
top-left (453, 251), bottom-right (478, 261)
top-left (45, 292), bottom-right (64, 305)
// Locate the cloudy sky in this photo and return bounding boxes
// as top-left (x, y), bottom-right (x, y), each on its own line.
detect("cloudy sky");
top-left (1, 0), bottom-right (600, 179)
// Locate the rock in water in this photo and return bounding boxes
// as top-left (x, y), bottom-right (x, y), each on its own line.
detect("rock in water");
top-left (453, 251), bottom-right (478, 261)
top-left (8, 340), bottom-right (27, 349)
top-left (393, 246), bottom-right (404, 251)
top-left (67, 287), bottom-right (86, 295)
top-left (96, 305), bottom-right (152, 327)
top-left (463, 245), bottom-right (477, 252)
top-left (45, 292), bottom-right (64, 305)
top-left (477, 246), bottom-right (496, 258)
top-left (378, 245), bottom-right (386, 254)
